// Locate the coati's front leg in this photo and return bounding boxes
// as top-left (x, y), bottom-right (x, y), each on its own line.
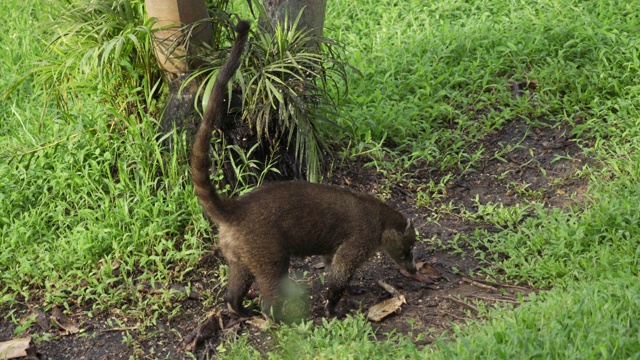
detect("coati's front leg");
top-left (323, 241), bottom-right (372, 317)
top-left (226, 260), bottom-right (255, 317)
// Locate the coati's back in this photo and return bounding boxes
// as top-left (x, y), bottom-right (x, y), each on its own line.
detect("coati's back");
top-left (189, 19), bottom-right (408, 248)
top-left (218, 181), bottom-right (409, 256)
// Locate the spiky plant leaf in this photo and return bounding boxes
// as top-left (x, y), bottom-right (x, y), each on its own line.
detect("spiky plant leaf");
top-left (192, 8), bottom-right (351, 183)
top-left (5, 0), bottom-right (160, 118)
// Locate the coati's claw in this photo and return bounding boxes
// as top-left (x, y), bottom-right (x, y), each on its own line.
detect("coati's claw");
top-left (323, 304), bottom-right (345, 319)
top-left (323, 303), bottom-right (334, 318)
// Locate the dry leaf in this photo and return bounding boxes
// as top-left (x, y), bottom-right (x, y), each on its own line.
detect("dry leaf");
top-left (51, 307), bottom-right (79, 335)
top-left (367, 295), bottom-right (406, 322)
top-left (0, 337), bottom-right (35, 359)
top-left (34, 309), bottom-right (50, 331)
top-left (246, 316), bottom-right (269, 330)
top-left (181, 310), bottom-right (222, 352)
top-left (416, 262), bottom-right (442, 279)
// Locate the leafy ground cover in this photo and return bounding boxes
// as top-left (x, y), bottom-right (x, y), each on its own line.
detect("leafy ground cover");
top-left (1, 0), bottom-right (639, 358)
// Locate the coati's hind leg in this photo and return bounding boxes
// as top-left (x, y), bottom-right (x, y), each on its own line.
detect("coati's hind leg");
top-left (226, 260), bottom-right (255, 317)
top-left (252, 257), bottom-right (290, 322)
top-left (323, 241), bottom-right (373, 317)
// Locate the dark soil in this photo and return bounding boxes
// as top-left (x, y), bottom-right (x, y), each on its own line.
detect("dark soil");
top-left (0, 119), bottom-right (591, 359)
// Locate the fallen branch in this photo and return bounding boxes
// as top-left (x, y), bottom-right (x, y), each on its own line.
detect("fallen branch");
top-left (442, 295), bottom-right (478, 313)
top-left (441, 311), bottom-right (466, 321)
top-left (377, 280), bottom-right (401, 296)
top-left (181, 310), bottom-right (223, 352)
top-left (100, 326), bottom-right (139, 333)
top-left (467, 295), bottom-right (521, 304)
top-left (468, 276), bottom-right (532, 292)
top-left (461, 277), bottom-right (498, 292)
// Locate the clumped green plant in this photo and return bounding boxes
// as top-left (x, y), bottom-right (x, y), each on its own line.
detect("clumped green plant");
top-left (7, 0), bottom-right (235, 122)
top-left (0, 112), bottom-right (207, 316)
top-left (465, 196), bottom-right (532, 230)
top-left (471, 178), bottom-right (640, 287)
top-left (15, 0), bottom-right (160, 116)
top-left (188, 2), bottom-right (352, 183)
top-left (242, 14), bottom-right (347, 182)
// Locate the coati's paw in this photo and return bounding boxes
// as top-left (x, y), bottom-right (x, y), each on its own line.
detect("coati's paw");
top-left (226, 302), bottom-right (259, 318)
top-left (323, 302), bottom-right (335, 318)
top-left (323, 303), bottom-right (347, 319)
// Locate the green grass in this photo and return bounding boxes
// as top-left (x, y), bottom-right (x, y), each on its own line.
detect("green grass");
top-left (431, 276), bottom-right (640, 359)
top-left (330, 0), bottom-right (640, 171)
top-left (2, 0), bottom-right (640, 358)
top-left (469, 177), bottom-right (640, 288)
top-left (0, 1), bottom-right (209, 314)
top-left (219, 315), bottom-right (423, 360)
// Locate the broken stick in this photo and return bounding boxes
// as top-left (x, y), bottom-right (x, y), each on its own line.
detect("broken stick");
top-left (469, 276), bottom-right (532, 292)
top-left (377, 280), bottom-right (401, 296)
top-left (462, 277), bottom-right (498, 292)
top-left (443, 295), bottom-right (478, 313)
top-left (181, 310), bottom-right (223, 352)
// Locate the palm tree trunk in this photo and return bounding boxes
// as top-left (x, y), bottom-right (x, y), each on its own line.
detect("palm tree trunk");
top-left (145, 0), bottom-right (213, 145)
top-left (262, 0), bottom-right (326, 39)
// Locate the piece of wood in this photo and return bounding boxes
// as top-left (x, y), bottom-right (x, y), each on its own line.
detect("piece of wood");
top-left (468, 276), bottom-right (532, 291)
top-left (467, 295), bottom-right (521, 304)
top-left (145, 0), bottom-right (213, 74)
top-left (461, 277), bottom-right (498, 292)
top-left (0, 337), bottom-right (33, 359)
top-left (377, 280), bottom-right (400, 296)
top-left (442, 295), bottom-right (478, 313)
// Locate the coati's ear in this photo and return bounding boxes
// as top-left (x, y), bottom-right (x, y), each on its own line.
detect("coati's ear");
top-left (405, 218), bottom-right (413, 233)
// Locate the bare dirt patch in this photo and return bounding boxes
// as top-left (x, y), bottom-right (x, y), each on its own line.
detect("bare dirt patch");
top-left (0, 119), bottom-right (591, 359)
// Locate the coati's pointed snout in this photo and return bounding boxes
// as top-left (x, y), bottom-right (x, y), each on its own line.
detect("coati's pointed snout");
top-left (399, 251), bottom-right (417, 275)
top-left (383, 217), bottom-right (418, 275)
top-left (401, 218), bottom-right (418, 274)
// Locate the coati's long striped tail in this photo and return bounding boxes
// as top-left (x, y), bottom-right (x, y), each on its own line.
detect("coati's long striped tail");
top-left (190, 21), bottom-right (250, 224)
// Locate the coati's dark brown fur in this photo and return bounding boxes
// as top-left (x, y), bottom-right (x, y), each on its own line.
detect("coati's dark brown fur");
top-left (191, 20), bottom-right (418, 322)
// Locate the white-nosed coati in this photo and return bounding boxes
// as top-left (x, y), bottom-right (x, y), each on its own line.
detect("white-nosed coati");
top-left (191, 20), bottom-right (421, 322)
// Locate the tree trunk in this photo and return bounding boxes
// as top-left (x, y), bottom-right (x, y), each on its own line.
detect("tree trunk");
top-left (145, 0), bottom-right (213, 145)
top-left (253, 0), bottom-right (328, 181)
top-left (261, 0), bottom-right (326, 39)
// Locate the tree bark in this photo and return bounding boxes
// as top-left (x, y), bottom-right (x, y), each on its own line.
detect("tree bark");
top-left (146, 0), bottom-right (212, 74)
top-left (261, 0), bottom-right (326, 38)
top-left (145, 0), bottom-right (213, 145)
